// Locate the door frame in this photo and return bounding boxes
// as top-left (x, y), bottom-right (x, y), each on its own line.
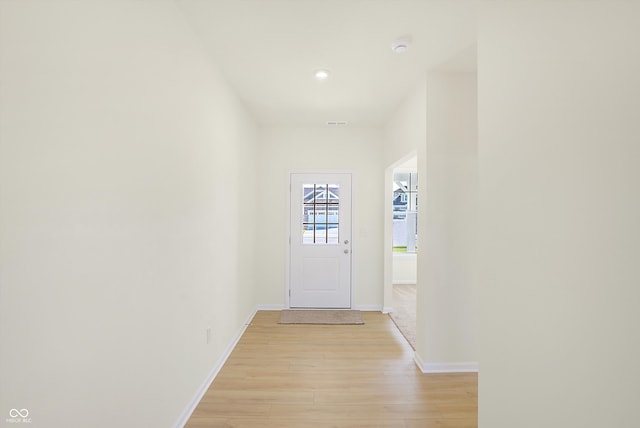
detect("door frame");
top-left (285, 169), bottom-right (354, 309)
top-left (384, 152), bottom-right (418, 313)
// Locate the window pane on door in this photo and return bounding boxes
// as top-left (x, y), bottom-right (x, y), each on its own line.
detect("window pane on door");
top-left (302, 183), bottom-right (340, 244)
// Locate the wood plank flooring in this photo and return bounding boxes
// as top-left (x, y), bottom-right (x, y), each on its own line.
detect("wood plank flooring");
top-left (390, 284), bottom-right (417, 349)
top-left (185, 311), bottom-right (477, 428)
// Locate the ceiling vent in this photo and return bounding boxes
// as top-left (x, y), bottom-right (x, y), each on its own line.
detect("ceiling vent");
top-left (326, 121), bottom-right (348, 126)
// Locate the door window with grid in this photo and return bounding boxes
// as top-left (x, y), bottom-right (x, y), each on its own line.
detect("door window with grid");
top-left (302, 183), bottom-right (340, 244)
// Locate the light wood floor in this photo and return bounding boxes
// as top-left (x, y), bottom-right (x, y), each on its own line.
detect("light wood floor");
top-left (390, 284), bottom-right (417, 349)
top-left (185, 311), bottom-right (477, 428)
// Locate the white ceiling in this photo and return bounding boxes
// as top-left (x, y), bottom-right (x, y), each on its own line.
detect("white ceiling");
top-left (175, 0), bottom-right (478, 127)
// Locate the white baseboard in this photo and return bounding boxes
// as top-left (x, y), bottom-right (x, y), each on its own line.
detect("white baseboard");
top-left (173, 309), bottom-right (257, 428)
top-left (382, 306), bottom-right (393, 314)
top-left (354, 305), bottom-right (383, 312)
top-left (256, 304), bottom-right (286, 310)
top-left (414, 352), bottom-right (478, 373)
top-left (257, 304), bottom-right (382, 311)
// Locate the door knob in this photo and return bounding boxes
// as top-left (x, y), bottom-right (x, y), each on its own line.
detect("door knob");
top-left (344, 249), bottom-right (349, 254)
top-left (344, 240), bottom-right (349, 244)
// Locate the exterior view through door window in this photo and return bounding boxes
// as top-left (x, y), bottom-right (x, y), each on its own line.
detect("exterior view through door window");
top-left (302, 184), bottom-right (340, 244)
top-left (393, 171), bottom-right (418, 252)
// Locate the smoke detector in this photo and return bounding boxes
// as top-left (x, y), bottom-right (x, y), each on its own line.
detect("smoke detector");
top-left (391, 37), bottom-right (411, 53)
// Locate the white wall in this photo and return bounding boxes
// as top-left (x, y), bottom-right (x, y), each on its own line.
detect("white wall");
top-left (392, 253), bottom-right (417, 284)
top-left (255, 127), bottom-right (385, 309)
top-left (416, 72), bottom-right (478, 369)
top-left (478, 2), bottom-right (640, 427)
top-left (0, 1), bottom-right (257, 427)
top-left (383, 73), bottom-right (477, 369)
top-left (384, 80), bottom-right (427, 165)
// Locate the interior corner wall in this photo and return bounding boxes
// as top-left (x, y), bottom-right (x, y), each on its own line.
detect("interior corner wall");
top-left (384, 79), bottom-right (427, 166)
top-left (416, 72), bottom-right (478, 368)
top-left (255, 127), bottom-right (385, 309)
top-left (383, 80), bottom-right (426, 309)
top-left (0, 1), bottom-right (257, 427)
top-left (477, 2), bottom-right (640, 427)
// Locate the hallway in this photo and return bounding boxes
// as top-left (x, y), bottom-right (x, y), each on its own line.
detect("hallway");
top-left (3, 2), bottom-right (638, 427)
top-left (186, 311), bottom-right (477, 427)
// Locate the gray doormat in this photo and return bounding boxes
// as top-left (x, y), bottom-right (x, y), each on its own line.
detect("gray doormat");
top-left (278, 309), bottom-right (365, 325)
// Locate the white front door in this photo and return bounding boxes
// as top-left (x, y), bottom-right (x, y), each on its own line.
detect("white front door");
top-left (290, 173), bottom-right (352, 308)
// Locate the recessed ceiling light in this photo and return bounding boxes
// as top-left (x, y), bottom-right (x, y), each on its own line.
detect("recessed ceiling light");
top-left (314, 69), bottom-right (330, 80)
